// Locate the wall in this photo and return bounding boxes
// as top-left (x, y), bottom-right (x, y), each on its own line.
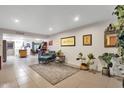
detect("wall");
top-left (48, 21), bottom-right (117, 71)
top-left (0, 32), bottom-right (3, 69)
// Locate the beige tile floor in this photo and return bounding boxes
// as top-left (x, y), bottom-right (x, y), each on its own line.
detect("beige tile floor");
top-left (0, 55), bottom-right (123, 88)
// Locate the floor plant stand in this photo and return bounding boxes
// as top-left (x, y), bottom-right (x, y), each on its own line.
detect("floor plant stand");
top-left (56, 56), bottom-right (65, 63)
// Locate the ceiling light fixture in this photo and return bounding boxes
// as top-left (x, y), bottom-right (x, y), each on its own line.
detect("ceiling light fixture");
top-left (49, 27), bottom-right (53, 31)
top-left (14, 19), bottom-right (20, 23)
top-left (74, 16), bottom-right (79, 22)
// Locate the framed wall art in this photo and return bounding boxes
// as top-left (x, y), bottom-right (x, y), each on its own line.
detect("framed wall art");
top-left (83, 34), bottom-right (92, 46)
top-left (49, 40), bottom-right (53, 46)
top-left (61, 36), bottom-right (75, 46)
top-left (104, 30), bottom-right (117, 47)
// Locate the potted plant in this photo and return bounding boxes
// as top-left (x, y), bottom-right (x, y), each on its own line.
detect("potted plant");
top-left (87, 53), bottom-right (96, 65)
top-left (56, 50), bottom-right (65, 63)
top-left (56, 50), bottom-right (63, 57)
top-left (76, 52), bottom-right (88, 70)
top-left (99, 53), bottom-right (115, 77)
top-left (87, 53), bottom-right (96, 73)
top-left (112, 5), bottom-right (124, 63)
top-left (112, 5), bottom-right (124, 86)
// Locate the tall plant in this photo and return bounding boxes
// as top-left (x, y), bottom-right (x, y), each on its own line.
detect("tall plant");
top-left (87, 53), bottom-right (96, 65)
top-left (112, 5), bottom-right (124, 61)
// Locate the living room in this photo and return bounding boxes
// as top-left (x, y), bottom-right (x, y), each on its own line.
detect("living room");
top-left (0, 4), bottom-right (124, 89)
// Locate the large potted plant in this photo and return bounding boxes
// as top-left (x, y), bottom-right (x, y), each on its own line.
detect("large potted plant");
top-left (56, 50), bottom-right (63, 57)
top-left (87, 53), bottom-right (96, 72)
top-left (99, 53), bottom-right (115, 77)
top-left (87, 53), bottom-right (96, 65)
top-left (56, 50), bottom-right (65, 63)
top-left (76, 52), bottom-right (88, 70)
top-left (112, 5), bottom-right (124, 63)
top-left (113, 5), bottom-right (124, 87)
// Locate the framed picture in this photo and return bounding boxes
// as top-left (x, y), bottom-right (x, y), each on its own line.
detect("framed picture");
top-left (61, 36), bottom-right (75, 46)
top-left (104, 31), bottom-right (117, 47)
top-left (49, 40), bottom-right (53, 46)
top-left (83, 34), bottom-right (92, 46)
top-left (7, 42), bottom-right (14, 49)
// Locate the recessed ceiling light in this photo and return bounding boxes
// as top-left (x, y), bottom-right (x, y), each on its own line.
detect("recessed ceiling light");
top-left (49, 27), bottom-right (53, 31)
top-left (74, 16), bottom-right (79, 22)
top-left (14, 19), bottom-right (20, 23)
top-left (35, 38), bottom-right (41, 41)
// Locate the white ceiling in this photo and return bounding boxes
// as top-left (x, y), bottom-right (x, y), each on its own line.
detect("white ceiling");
top-left (0, 5), bottom-right (115, 35)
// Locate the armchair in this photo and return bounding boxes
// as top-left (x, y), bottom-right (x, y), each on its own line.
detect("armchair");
top-left (38, 51), bottom-right (56, 64)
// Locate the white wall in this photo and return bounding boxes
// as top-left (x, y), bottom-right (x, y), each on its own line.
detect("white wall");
top-left (0, 32), bottom-right (3, 67)
top-left (48, 21), bottom-right (117, 71)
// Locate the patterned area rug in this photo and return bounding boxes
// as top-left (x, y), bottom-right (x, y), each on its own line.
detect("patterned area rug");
top-left (30, 62), bottom-right (79, 85)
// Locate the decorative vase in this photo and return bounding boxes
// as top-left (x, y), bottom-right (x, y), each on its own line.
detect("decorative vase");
top-left (80, 63), bottom-right (89, 70)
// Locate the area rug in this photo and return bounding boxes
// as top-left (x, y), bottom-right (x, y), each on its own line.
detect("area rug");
top-left (30, 63), bottom-right (79, 85)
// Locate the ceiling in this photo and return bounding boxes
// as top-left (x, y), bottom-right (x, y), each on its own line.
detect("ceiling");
top-left (0, 5), bottom-right (115, 35)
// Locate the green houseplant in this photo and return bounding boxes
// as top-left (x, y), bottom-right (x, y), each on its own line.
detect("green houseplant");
top-left (112, 5), bottom-right (124, 63)
top-left (76, 52), bottom-right (86, 60)
top-left (56, 50), bottom-right (63, 57)
top-left (76, 52), bottom-right (88, 70)
top-left (87, 53), bottom-right (96, 65)
top-left (87, 53), bottom-right (96, 73)
top-left (99, 53), bottom-right (115, 77)
top-left (56, 50), bottom-right (65, 63)
top-left (112, 5), bottom-right (124, 84)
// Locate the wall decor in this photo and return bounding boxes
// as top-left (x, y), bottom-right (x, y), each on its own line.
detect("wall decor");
top-left (61, 36), bottom-right (75, 46)
top-left (104, 30), bottom-right (117, 47)
top-left (83, 34), bottom-right (92, 46)
top-left (49, 40), bottom-right (53, 46)
top-left (7, 42), bottom-right (14, 49)
top-left (55, 39), bottom-right (60, 45)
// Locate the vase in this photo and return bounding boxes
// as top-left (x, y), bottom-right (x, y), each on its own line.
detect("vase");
top-left (80, 63), bottom-right (89, 70)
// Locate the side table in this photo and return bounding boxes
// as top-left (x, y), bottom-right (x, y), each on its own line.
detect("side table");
top-left (56, 56), bottom-right (65, 63)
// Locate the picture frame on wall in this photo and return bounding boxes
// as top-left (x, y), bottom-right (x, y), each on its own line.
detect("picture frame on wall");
top-left (49, 40), bottom-right (53, 46)
top-left (83, 34), bottom-right (92, 46)
top-left (61, 36), bottom-right (75, 46)
top-left (104, 31), bottom-right (117, 48)
top-left (7, 42), bottom-right (14, 49)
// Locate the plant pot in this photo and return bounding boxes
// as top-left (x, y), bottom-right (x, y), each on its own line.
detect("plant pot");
top-left (102, 67), bottom-right (110, 76)
top-left (108, 63), bottom-right (113, 68)
top-left (80, 63), bottom-right (89, 70)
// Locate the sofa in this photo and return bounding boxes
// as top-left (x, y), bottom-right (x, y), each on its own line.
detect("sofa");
top-left (38, 51), bottom-right (56, 64)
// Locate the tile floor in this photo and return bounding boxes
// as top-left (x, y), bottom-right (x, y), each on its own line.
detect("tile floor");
top-left (0, 55), bottom-right (123, 88)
